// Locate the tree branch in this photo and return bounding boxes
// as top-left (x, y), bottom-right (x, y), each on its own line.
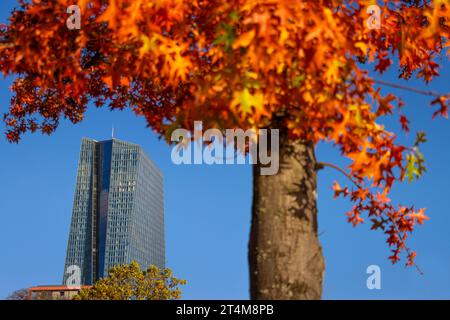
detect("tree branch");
top-left (373, 79), bottom-right (449, 98)
top-left (316, 161), bottom-right (360, 187)
top-left (317, 161), bottom-right (425, 274)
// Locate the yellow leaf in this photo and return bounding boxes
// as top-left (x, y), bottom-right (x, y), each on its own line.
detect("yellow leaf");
top-left (355, 41), bottom-right (368, 55)
top-left (324, 60), bottom-right (343, 84)
top-left (139, 35), bottom-right (157, 57)
top-left (232, 30), bottom-right (256, 49)
top-left (231, 88), bottom-right (264, 116)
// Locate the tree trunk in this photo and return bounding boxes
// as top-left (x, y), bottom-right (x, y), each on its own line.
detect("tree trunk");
top-left (249, 135), bottom-right (325, 300)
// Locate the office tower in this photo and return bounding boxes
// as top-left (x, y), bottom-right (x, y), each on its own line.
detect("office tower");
top-left (63, 138), bottom-right (164, 285)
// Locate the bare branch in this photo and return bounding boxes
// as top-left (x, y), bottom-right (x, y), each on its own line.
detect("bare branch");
top-left (373, 79), bottom-right (449, 98)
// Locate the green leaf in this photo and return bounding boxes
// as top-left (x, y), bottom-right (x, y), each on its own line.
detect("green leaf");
top-left (291, 75), bottom-right (305, 88)
top-left (404, 148), bottom-right (427, 183)
top-left (414, 131), bottom-right (427, 146)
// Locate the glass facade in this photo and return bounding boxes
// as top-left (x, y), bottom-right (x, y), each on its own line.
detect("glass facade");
top-left (63, 138), bottom-right (165, 285)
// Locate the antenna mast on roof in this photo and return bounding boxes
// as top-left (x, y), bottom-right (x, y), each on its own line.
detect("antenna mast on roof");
top-left (112, 125), bottom-right (115, 139)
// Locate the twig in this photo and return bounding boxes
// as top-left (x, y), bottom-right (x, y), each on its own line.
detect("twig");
top-left (317, 161), bottom-right (360, 187)
top-left (373, 79), bottom-right (449, 98)
top-left (318, 160), bottom-right (425, 274)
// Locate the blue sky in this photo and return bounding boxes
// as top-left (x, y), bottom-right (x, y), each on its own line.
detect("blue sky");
top-left (1, 2), bottom-right (449, 299)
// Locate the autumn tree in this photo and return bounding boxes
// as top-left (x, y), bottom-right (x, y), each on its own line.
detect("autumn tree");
top-left (5, 288), bottom-right (29, 300)
top-left (73, 261), bottom-right (186, 300)
top-left (1, 0), bottom-right (449, 299)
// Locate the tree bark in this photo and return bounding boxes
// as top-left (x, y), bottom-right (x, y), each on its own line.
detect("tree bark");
top-left (249, 135), bottom-right (325, 300)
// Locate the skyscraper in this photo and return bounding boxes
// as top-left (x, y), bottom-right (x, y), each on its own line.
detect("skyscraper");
top-left (63, 138), bottom-right (165, 285)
